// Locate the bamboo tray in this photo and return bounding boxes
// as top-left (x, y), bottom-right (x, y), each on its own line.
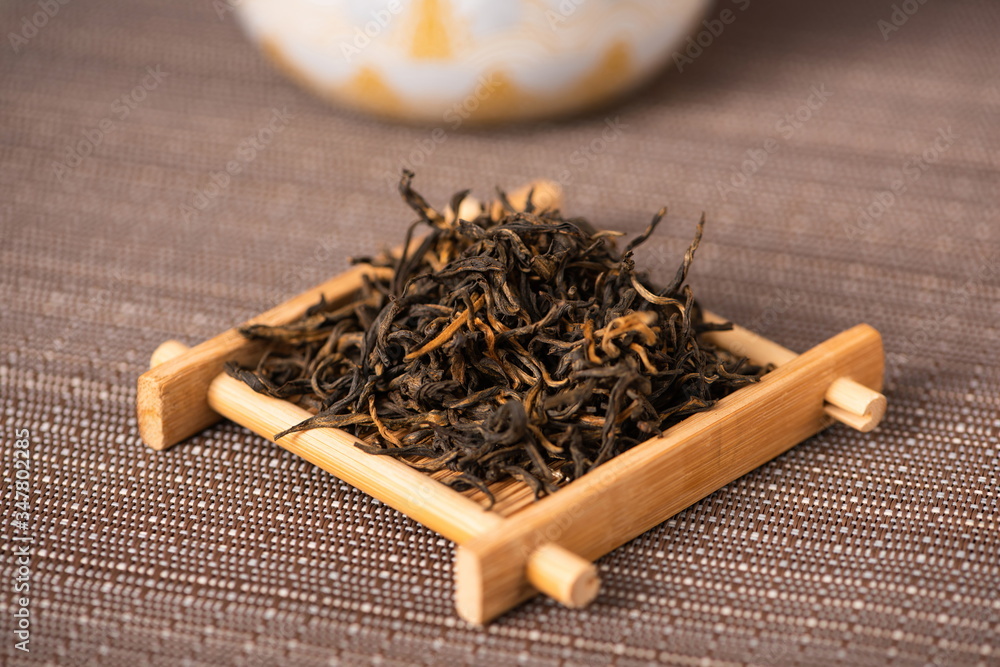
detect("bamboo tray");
top-left (137, 185), bottom-right (886, 624)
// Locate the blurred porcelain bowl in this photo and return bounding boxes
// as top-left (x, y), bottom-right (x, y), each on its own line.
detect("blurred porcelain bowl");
top-left (236, 0), bottom-right (709, 124)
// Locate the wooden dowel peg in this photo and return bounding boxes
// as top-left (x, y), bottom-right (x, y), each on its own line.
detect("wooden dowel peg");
top-left (525, 543), bottom-right (600, 608)
top-left (150, 339), bottom-right (192, 369)
top-left (824, 378), bottom-right (886, 432)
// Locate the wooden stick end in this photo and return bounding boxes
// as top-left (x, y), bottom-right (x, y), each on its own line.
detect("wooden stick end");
top-left (137, 340), bottom-right (201, 451)
top-left (455, 546), bottom-right (486, 625)
top-left (527, 544), bottom-right (600, 609)
top-left (137, 370), bottom-right (171, 451)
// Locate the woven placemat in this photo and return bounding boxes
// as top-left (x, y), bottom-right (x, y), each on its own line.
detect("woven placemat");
top-left (1, 0), bottom-right (998, 664)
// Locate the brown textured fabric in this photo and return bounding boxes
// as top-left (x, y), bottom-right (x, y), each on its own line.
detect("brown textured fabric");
top-left (2, 0), bottom-right (999, 665)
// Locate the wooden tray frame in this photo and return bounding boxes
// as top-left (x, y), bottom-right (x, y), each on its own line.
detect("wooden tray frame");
top-left (137, 188), bottom-right (886, 624)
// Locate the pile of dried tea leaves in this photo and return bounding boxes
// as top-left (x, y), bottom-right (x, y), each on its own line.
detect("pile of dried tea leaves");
top-left (226, 172), bottom-right (765, 505)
